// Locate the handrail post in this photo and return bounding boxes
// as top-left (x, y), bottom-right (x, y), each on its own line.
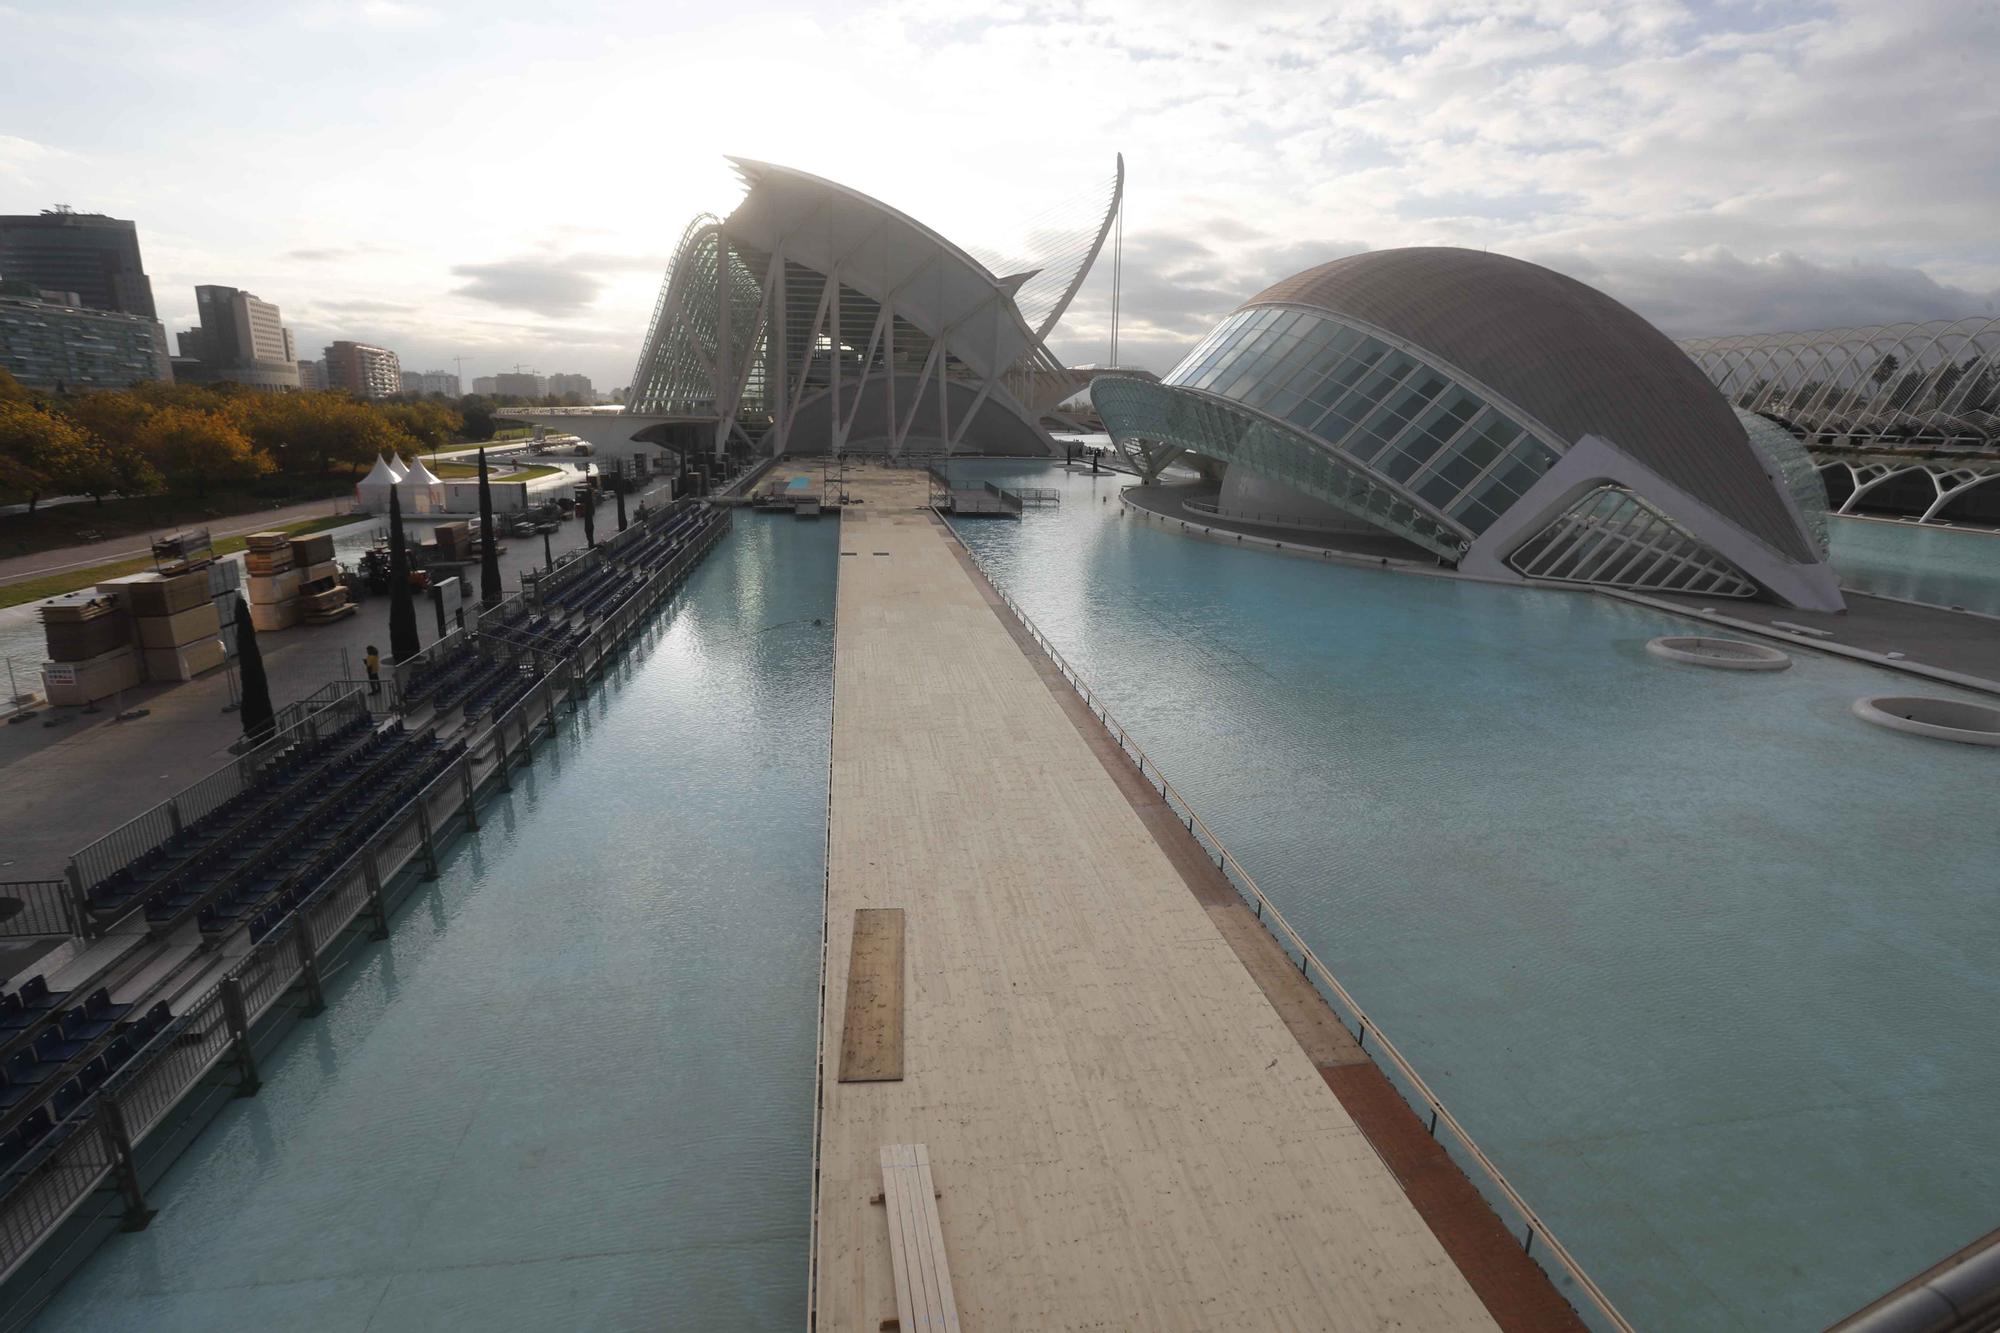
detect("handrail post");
top-left (415, 803), bottom-right (440, 880)
top-left (293, 921), bottom-right (325, 1015)
top-left (65, 861), bottom-right (94, 940)
top-left (495, 716), bottom-right (515, 791)
top-left (98, 1094), bottom-right (155, 1231)
top-left (459, 754), bottom-right (478, 831)
top-left (220, 976), bottom-right (261, 1095)
top-left (362, 849), bottom-right (390, 939)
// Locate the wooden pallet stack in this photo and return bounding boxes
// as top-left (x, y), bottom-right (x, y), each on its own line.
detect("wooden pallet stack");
top-left (93, 570), bottom-right (224, 682)
top-left (244, 531), bottom-right (303, 631)
top-left (291, 531), bottom-right (354, 625)
top-left (37, 592), bottom-right (141, 705)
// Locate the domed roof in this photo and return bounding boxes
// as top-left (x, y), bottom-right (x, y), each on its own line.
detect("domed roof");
top-left (1244, 248), bottom-right (1810, 562)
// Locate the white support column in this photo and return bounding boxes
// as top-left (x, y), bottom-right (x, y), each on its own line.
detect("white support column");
top-left (892, 337), bottom-right (944, 456)
top-left (772, 244), bottom-right (791, 457)
top-left (714, 229), bottom-right (733, 460)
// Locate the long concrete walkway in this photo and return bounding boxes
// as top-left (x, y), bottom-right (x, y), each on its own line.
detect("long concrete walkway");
top-left (814, 471), bottom-right (1501, 1330)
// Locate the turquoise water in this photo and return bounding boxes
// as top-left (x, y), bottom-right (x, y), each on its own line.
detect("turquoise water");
top-left (33, 514), bottom-right (836, 1331)
top-left (1828, 515), bottom-right (2000, 615)
top-left (946, 461), bottom-right (2000, 1333)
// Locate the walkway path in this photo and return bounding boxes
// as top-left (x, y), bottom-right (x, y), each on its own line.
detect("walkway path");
top-left (814, 469), bottom-right (1500, 1330)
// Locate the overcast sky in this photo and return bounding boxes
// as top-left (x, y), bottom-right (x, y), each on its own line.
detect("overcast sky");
top-left (3, 0), bottom-right (1994, 387)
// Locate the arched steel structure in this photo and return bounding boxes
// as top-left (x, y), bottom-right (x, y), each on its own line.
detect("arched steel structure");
top-left (1681, 318), bottom-right (2000, 451)
top-left (1095, 248), bottom-right (1843, 609)
top-left (625, 156), bottom-right (1122, 459)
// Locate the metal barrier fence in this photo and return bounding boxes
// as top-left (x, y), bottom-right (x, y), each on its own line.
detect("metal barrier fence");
top-left (0, 505), bottom-right (736, 1290)
top-left (0, 883), bottom-right (76, 940)
top-left (936, 518), bottom-right (1635, 1333)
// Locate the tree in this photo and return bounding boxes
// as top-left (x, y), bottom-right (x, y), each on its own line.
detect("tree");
top-left (477, 447), bottom-right (501, 605)
top-left (1870, 354), bottom-right (1900, 388)
top-left (0, 368), bottom-right (28, 404)
top-left (387, 485), bottom-right (421, 662)
top-left (233, 391), bottom-right (402, 475)
top-left (456, 396), bottom-right (496, 442)
top-left (582, 489), bottom-right (595, 547)
top-left (0, 401), bottom-right (94, 513)
top-left (233, 594), bottom-right (276, 743)
top-left (381, 401), bottom-right (461, 452)
top-left (136, 407), bottom-right (269, 495)
top-left (614, 479), bottom-right (628, 532)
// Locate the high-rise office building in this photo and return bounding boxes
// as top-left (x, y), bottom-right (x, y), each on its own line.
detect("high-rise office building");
top-left (546, 372), bottom-right (593, 400)
top-left (323, 340), bottom-right (401, 399)
top-left (181, 285), bottom-right (299, 390)
top-left (471, 375), bottom-right (498, 395)
top-left (0, 208), bottom-right (158, 319)
top-left (411, 370), bottom-right (459, 396)
top-left (296, 358), bottom-right (326, 391)
top-left (0, 280), bottom-right (172, 390)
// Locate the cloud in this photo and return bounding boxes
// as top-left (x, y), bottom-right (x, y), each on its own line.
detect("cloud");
top-left (451, 259), bottom-right (603, 316)
top-left (1535, 248), bottom-right (2000, 339)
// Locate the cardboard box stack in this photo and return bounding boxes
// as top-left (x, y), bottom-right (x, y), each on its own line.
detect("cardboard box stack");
top-left (244, 531), bottom-right (303, 632)
top-left (291, 531), bottom-right (353, 625)
top-left (108, 570), bottom-right (224, 682)
top-left (38, 591), bottom-right (141, 705)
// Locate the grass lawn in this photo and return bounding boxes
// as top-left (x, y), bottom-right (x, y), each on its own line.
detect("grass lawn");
top-left (0, 514), bottom-right (359, 611)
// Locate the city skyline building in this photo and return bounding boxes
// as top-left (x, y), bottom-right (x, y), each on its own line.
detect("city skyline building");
top-left (0, 279), bottom-right (172, 390)
top-left (176, 284), bottom-right (300, 390)
top-left (546, 372), bottom-right (593, 400)
top-left (295, 357), bottom-right (325, 391)
top-left (492, 371), bottom-right (545, 399)
top-left (322, 339), bottom-right (401, 399)
top-left (0, 208), bottom-right (158, 320)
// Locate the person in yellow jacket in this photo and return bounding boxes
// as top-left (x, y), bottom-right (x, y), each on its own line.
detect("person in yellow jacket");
top-left (364, 645), bottom-right (381, 696)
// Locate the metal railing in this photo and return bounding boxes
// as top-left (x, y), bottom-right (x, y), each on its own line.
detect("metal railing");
top-left (0, 882), bottom-right (76, 940)
top-left (1181, 496), bottom-right (1353, 533)
top-left (935, 517), bottom-right (1634, 1333)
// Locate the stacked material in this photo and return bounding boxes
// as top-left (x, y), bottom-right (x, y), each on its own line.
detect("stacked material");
top-left (38, 592), bottom-right (140, 705)
top-left (292, 531), bottom-right (353, 624)
top-left (244, 532), bottom-right (303, 632)
top-left (97, 571), bottom-right (224, 683)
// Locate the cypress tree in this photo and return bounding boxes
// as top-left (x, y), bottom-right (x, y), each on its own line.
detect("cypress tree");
top-left (615, 478), bottom-right (628, 532)
top-left (234, 594), bottom-right (276, 743)
top-left (387, 484), bottom-right (421, 661)
top-left (582, 487), bottom-right (596, 547)
top-left (477, 447), bottom-right (501, 605)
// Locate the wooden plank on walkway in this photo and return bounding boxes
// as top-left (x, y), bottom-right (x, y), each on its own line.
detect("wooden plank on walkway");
top-left (839, 908), bottom-right (905, 1082)
top-left (880, 1143), bottom-right (960, 1333)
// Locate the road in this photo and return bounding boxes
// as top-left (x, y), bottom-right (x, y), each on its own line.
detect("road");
top-left (0, 495), bottom-right (354, 588)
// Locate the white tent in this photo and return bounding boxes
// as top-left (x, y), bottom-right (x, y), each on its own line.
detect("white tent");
top-left (355, 454), bottom-right (401, 513)
top-left (397, 456), bottom-right (447, 514)
top-left (384, 452), bottom-right (409, 480)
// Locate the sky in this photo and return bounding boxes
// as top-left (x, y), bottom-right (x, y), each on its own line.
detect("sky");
top-left (2, 0), bottom-right (1995, 388)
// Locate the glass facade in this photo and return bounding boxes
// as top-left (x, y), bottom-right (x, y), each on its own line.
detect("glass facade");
top-left (1735, 408), bottom-right (1831, 557)
top-left (1163, 305), bottom-right (1563, 537)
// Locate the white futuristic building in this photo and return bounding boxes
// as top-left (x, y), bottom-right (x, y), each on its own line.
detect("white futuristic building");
top-left (507, 157), bottom-right (1124, 468)
top-left (1094, 248), bottom-right (1844, 610)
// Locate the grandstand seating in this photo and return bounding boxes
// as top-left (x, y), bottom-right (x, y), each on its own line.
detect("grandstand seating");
top-left (0, 1001), bottom-right (171, 1174)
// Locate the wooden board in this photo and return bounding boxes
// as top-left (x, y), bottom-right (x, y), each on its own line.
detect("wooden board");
top-left (838, 908), bottom-right (904, 1082)
top-left (881, 1143), bottom-right (960, 1333)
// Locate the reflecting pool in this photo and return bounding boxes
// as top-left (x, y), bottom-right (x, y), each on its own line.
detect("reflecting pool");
top-left (1828, 514), bottom-right (2000, 615)
top-left (947, 460), bottom-right (2000, 1333)
top-left (34, 514), bottom-right (836, 1331)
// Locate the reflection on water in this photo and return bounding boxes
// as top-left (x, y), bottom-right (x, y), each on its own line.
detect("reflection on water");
top-left (947, 459), bottom-right (2000, 1333)
top-left (1829, 515), bottom-right (2000, 615)
top-left (34, 514), bottom-right (836, 1331)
